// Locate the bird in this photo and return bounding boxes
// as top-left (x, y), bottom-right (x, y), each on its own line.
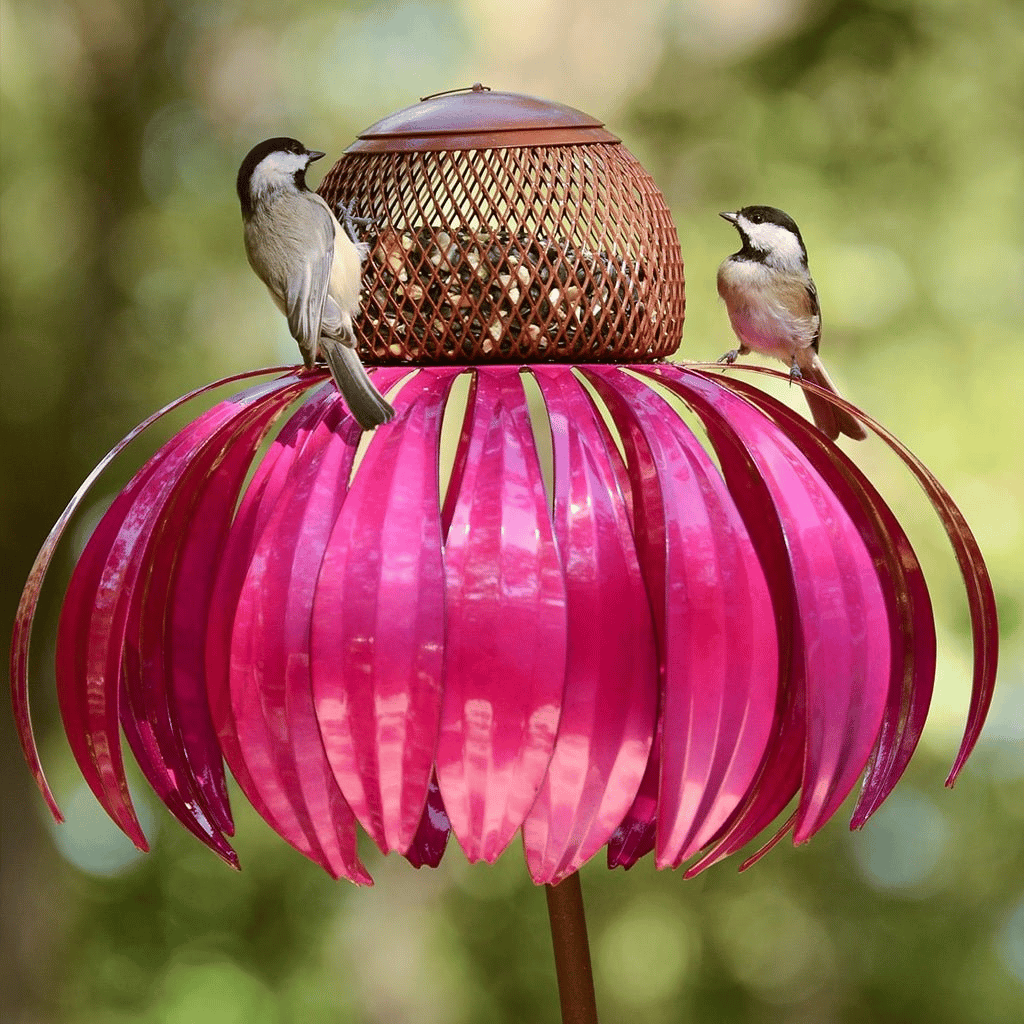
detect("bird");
top-left (716, 205), bottom-right (867, 441)
top-left (236, 137), bottom-right (394, 429)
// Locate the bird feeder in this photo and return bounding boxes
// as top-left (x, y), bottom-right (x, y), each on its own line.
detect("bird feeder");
top-left (12, 83), bottom-right (998, 1024)
top-left (317, 84), bottom-right (686, 364)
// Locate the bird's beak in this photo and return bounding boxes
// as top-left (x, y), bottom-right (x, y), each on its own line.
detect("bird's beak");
top-left (307, 150), bottom-right (326, 163)
top-left (719, 211), bottom-right (738, 224)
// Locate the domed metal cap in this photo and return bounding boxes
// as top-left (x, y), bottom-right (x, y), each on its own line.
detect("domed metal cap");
top-left (346, 84), bottom-right (620, 153)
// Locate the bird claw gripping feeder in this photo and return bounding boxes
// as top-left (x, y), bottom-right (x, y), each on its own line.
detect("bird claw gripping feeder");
top-left (12, 86), bottom-right (998, 1023)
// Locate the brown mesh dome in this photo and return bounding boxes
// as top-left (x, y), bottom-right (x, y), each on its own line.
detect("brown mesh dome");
top-left (317, 86), bottom-right (685, 365)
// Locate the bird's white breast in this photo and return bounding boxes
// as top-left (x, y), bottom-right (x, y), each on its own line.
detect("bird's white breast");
top-left (717, 258), bottom-right (818, 358)
top-left (329, 220), bottom-right (363, 315)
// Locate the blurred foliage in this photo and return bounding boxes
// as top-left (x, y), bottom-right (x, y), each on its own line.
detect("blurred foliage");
top-left (2, 0), bottom-right (1022, 1022)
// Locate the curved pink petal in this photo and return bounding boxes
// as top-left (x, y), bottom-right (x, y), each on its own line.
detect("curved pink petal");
top-left (706, 371), bottom-right (936, 826)
top-left (231, 388), bottom-right (372, 880)
top-left (653, 367), bottom-right (892, 844)
top-left (586, 368), bottom-right (780, 868)
top-left (123, 383), bottom-right (317, 858)
top-left (621, 374), bottom-right (805, 876)
top-left (437, 367), bottom-right (567, 863)
top-left (208, 386), bottom-right (354, 866)
top-left (220, 367), bottom-right (412, 877)
top-left (707, 363), bottom-right (997, 784)
top-left (57, 377), bottom-right (305, 849)
top-left (115, 382), bottom-right (311, 848)
top-left (119, 412), bottom-right (281, 864)
top-left (522, 367), bottom-right (658, 884)
top-left (163, 416), bottom-right (290, 839)
top-left (11, 367), bottom-right (295, 822)
top-left (312, 368), bottom-right (456, 854)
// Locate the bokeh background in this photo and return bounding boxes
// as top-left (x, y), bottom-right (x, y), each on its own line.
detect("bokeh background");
top-left (2, 0), bottom-right (1022, 1021)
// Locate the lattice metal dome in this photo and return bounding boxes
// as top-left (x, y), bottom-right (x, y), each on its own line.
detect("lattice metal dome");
top-left (317, 85), bottom-right (686, 365)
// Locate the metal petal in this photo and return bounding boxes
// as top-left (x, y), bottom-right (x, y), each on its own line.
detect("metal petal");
top-left (312, 368), bottom-right (456, 854)
top-left (586, 368), bottom-right (780, 867)
top-left (222, 369), bottom-right (412, 877)
top-left (704, 371), bottom-right (936, 827)
top-left (121, 402), bottom-right (291, 862)
top-left (207, 386), bottom-right (358, 868)
top-left (710, 363), bottom-right (997, 786)
top-left (523, 366), bottom-right (658, 884)
top-left (229, 387), bottom-right (368, 880)
top-left (437, 367), bottom-right (568, 863)
top-left (58, 376), bottom-right (306, 852)
top-left (402, 771), bottom-right (452, 869)
top-left (651, 367), bottom-right (892, 845)
top-left (11, 367), bottom-right (296, 823)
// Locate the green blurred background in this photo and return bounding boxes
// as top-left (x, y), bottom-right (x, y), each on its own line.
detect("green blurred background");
top-left (2, 0), bottom-right (1022, 1021)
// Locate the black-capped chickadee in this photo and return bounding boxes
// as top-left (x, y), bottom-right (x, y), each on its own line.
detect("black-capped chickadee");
top-left (236, 137), bottom-right (394, 429)
top-left (716, 205), bottom-right (866, 441)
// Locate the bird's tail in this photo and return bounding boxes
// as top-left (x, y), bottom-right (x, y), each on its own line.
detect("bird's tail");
top-left (801, 354), bottom-right (868, 441)
top-left (321, 339), bottom-right (395, 430)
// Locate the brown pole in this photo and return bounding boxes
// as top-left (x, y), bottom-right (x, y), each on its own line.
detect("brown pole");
top-left (545, 872), bottom-right (599, 1024)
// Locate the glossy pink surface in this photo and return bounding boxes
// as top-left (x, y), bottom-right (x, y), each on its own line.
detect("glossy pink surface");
top-left (229, 387), bottom-right (367, 877)
top-left (523, 368), bottom-right (657, 884)
top-left (589, 368), bottom-right (780, 867)
top-left (645, 368), bottom-right (891, 845)
top-left (12, 363), bottom-right (998, 883)
top-left (59, 375), bottom-right (308, 858)
top-left (438, 367), bottom-right (567, 863)
top-left (313, 369), bottom-right (455, 854)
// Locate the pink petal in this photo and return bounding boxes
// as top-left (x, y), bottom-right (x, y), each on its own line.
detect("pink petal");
top-left (587, 368), bottom-right (780, 867)
top-left (403, 772), bottom-right (452, 869)
top-left (709, 372), bottom-right (936, 826)
top-left (654, 367), bottom-right (892, 845)
top-left (11, 367), bottom-right (295, 823)
top-left (117, 381), bottom-right (311, 849)
top-left (229, 388), bottom-right (369, 880)
top-left (437, 367), bottom-right (567, 863)
top-left (164, 414), bottom-right (285, 838)
top-left (120, 409), bottom-right (283, 863)
top-left (312, 369), bottom-right (457, 854)
top-left (221, 370), bottom-right (411, 876)
top-left (706, 363), bottom-right (997, 786)
top-left (208, 386), bottom-right (357, 868)
top-left (522, 367), bottom-right (658, 884)
top-left (58, 377), bottom-right (305, 850)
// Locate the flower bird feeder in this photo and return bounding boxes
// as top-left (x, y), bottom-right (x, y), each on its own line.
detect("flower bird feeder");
top-left (12, 86), bottom-right (998, 1024)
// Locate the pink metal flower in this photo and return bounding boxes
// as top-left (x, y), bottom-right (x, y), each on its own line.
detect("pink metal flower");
top-left (11, 362), bottom-right (997, 885)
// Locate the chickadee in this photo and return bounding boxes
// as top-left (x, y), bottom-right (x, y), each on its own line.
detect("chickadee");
top-left (236, 137), bottom-right (394, 429)
top-left (716, 205), bottom-right (866, 441)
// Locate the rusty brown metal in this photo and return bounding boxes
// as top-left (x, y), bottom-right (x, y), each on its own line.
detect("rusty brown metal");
top-left (546, 873), bottom-right (599, 1024)
top-left (319, 91), bottom-right (685, 365)
top-left (346, 86), bottom-right (619, 153)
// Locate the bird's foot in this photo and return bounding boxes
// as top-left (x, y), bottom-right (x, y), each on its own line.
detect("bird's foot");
top-left (789, 361), bottom-right (803, 382)
top-left (718, 349), bottom-right (741, 365)
top-left (335, 199), bottom-right (380, 245)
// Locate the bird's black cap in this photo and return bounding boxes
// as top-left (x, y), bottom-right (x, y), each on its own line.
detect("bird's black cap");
top-left (733, 205), bottom-right (803, 237)
top-left (720, 205), bottom-right (807, 263)
top-left (236, 137), bottom-right (323, 213)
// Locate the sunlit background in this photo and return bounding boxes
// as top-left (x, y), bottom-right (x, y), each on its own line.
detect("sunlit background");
top-left (2, 0), bottom-right (1022, 1021)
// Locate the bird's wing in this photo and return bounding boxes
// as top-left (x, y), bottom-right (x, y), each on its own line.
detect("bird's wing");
top-left (805, 278), bottom-right (822, 352)
top-left (283, 201), bottom-right (336, 366)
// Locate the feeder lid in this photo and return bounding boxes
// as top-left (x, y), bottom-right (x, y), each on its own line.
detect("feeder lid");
top-left (346, 84), bottom-right (620, 153)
